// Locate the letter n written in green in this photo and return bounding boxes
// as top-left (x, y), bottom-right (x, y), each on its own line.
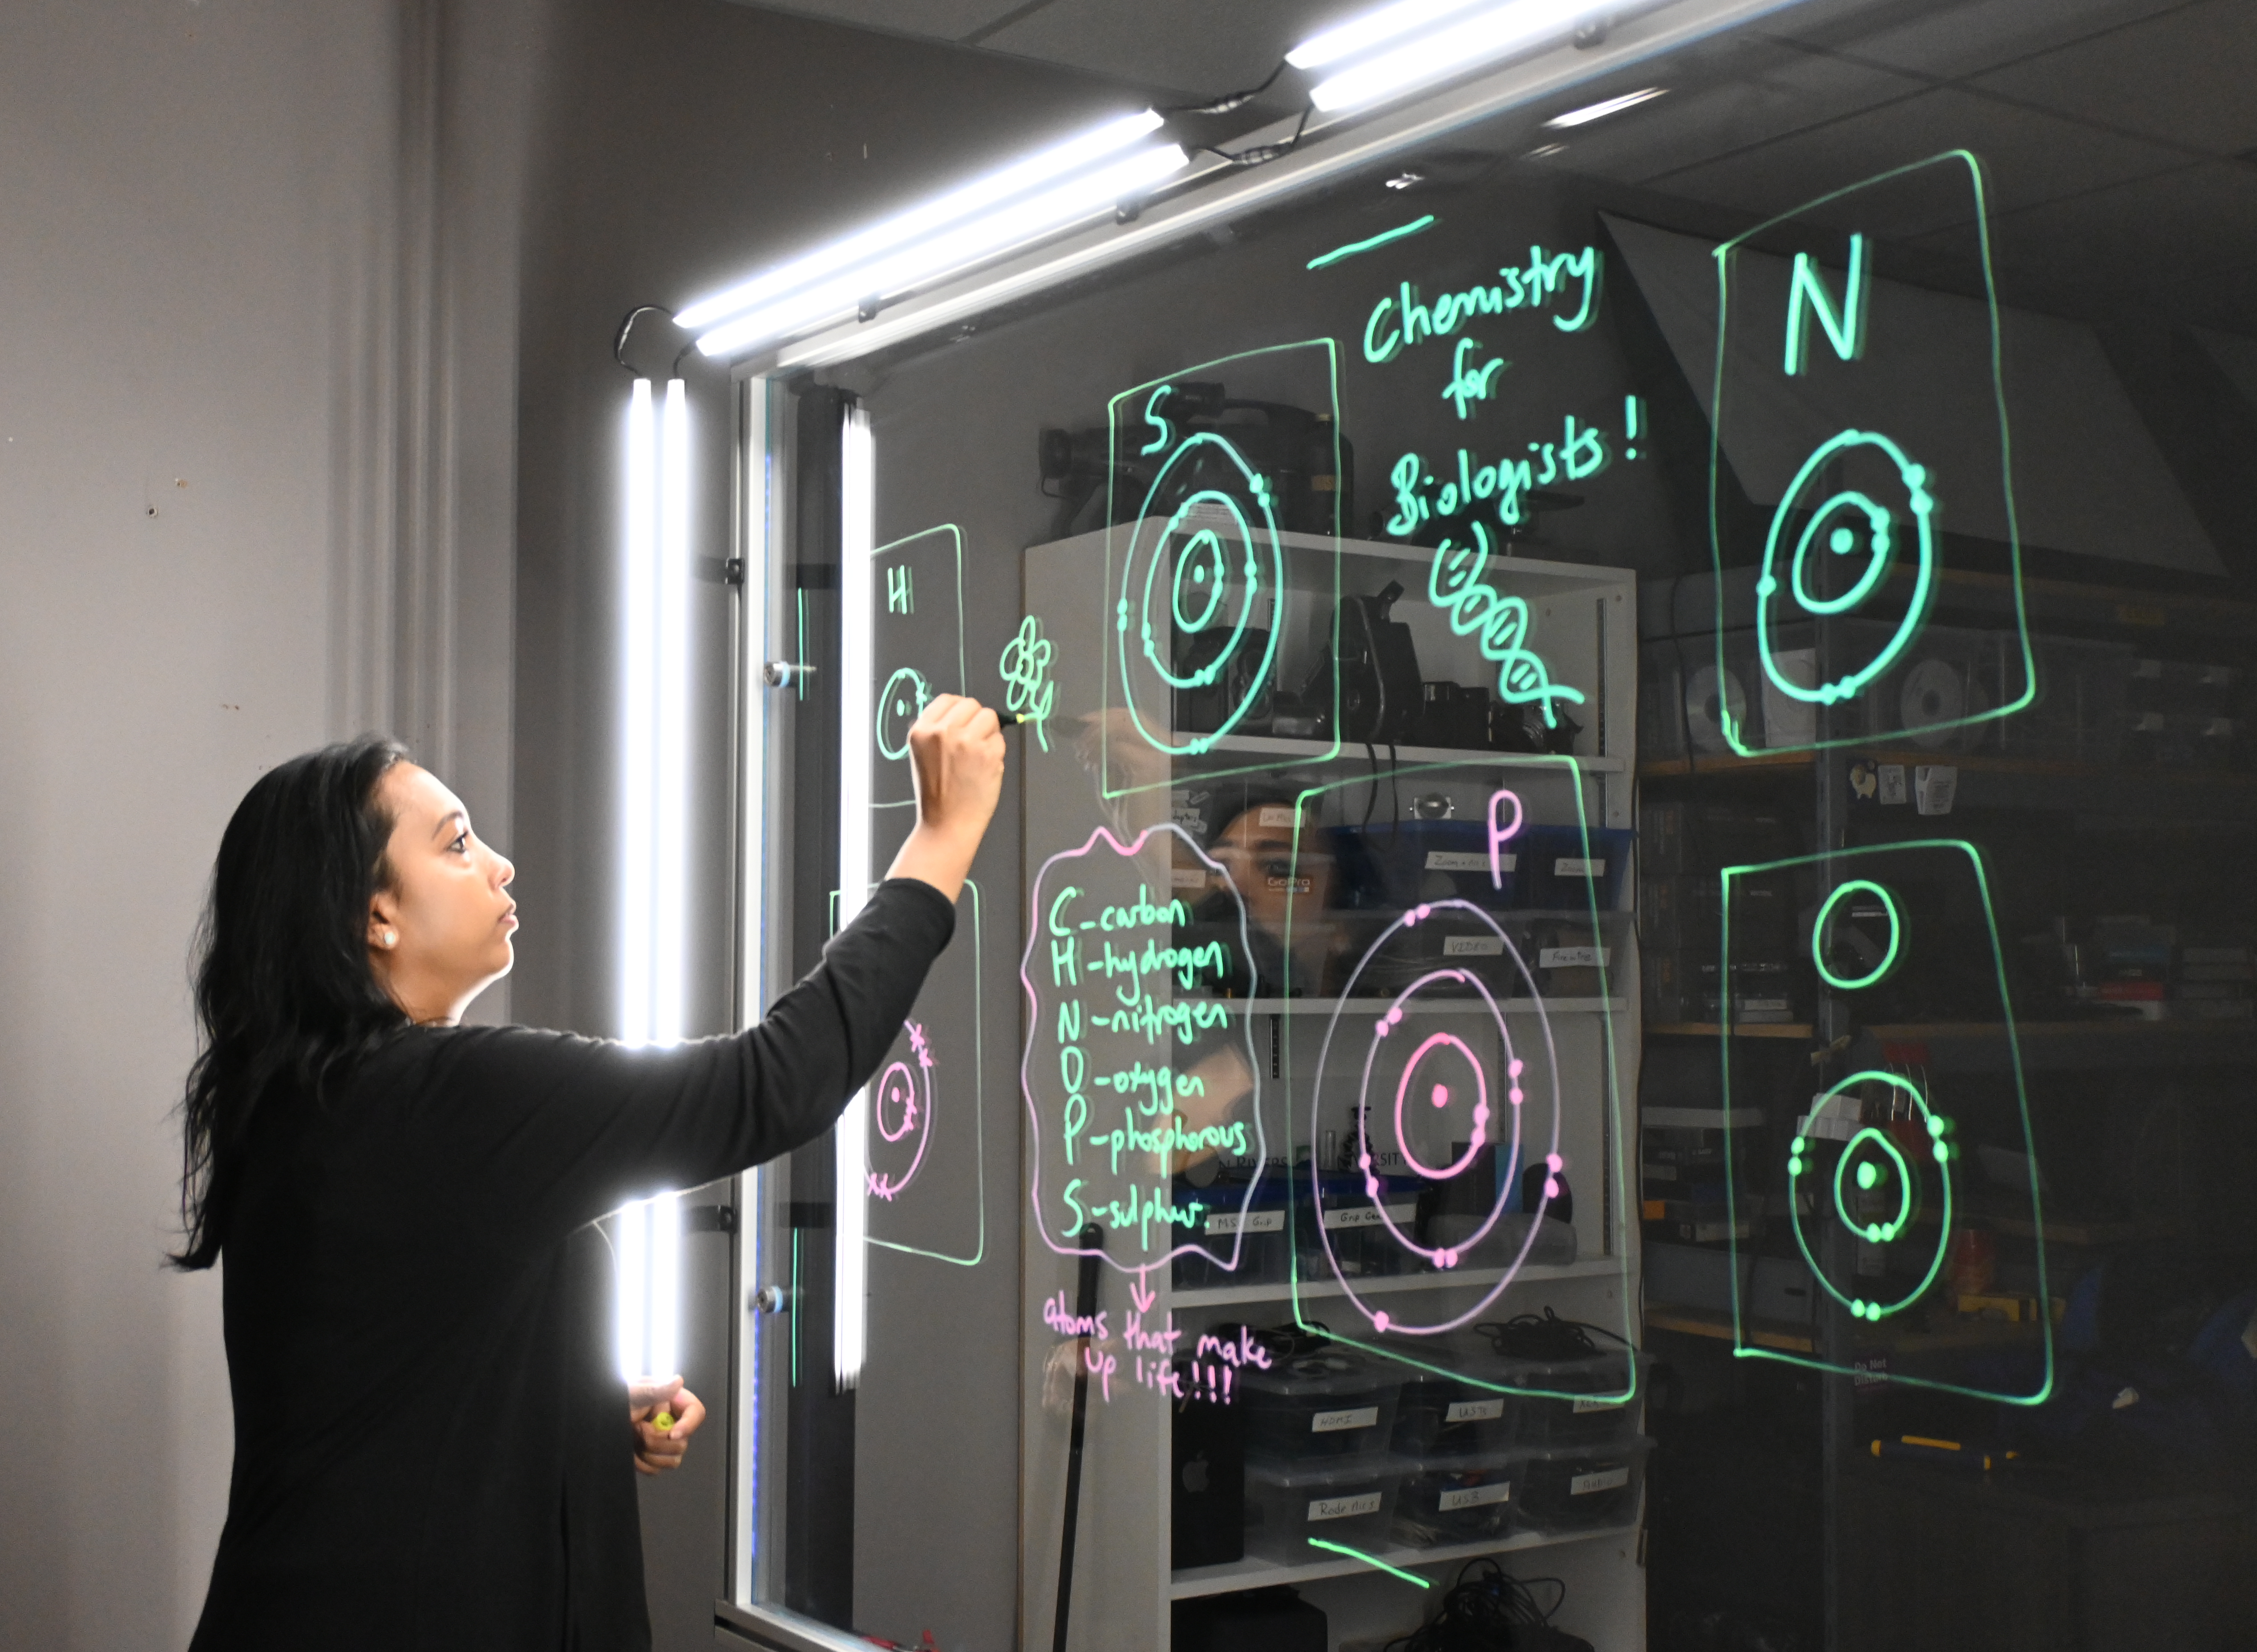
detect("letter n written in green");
top-left (1784, 233), bottom-right (1869, 376)
top-left (1056, 1000), bottom-right (1082, 1042)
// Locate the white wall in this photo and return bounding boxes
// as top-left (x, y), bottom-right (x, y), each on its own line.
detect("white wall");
top-left (0, 2), bottom-right (530, 1644)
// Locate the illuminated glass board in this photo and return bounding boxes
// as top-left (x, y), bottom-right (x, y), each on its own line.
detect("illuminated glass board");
top-left (1707, 151), bottom-right (2035, 756)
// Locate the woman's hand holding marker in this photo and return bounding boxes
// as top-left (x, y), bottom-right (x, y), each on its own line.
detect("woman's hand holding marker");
top-left (885, 694), bottom-right (1006, 904)
top-left (628, 1377), bottom-right (706, 1476)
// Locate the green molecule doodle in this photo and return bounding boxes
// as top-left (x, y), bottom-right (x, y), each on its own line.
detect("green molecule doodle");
top-left (999, 615), bottom-right (1056, 753)
top-left (1787, 1071), bottom-right (1955, 1324)
top-left (875, 667), bottom-right (931, 761)
top-left (1755, 427), bottom-right (1937, 712)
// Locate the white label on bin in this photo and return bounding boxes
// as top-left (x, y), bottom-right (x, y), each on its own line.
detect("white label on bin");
top-left (1554, 858), bottom-right (1605, 878)
top-left (1259, 806), bottom-right (1301, 827)
top-left (1170, 866), bottom-right (1207, 890)
top-left (1438, 1481), bottom-right (1512, 1512)
top-left (1311, 1406), bottom-right (1379, 1433)
top-left (1572, 1397), bottom-right (1625, 1414)
top-left (1569, 1466), bottom-right (1630, 1496)
top-left (1202, 1208), bottom-right (1285, 1235)
top-left (1444, 1398), bottom-right (1506, 1423)
top-left (1322, 1203), bottom-right (1417, 1230)
top-left (1307, 1492), bottom-right (1383, 1522)
top-left (1539, 946), bottom-right (1609, 968)
top-left (1426, 851), bottom-right (1502, 872)
top-left (1444, 935), bottom-right (1505, 956)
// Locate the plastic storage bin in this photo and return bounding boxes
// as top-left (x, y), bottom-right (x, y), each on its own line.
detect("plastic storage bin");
top-left (1509, 1351), bottom-right (1645, 1448)
top-left (1242, 1453), bottom-right (1407, 1562)
top-left (1173, 1179), bottom-right (1290, 1291)
top-left (1330, 821), bottom-right (1520, 911)
top-left (1239, 1348), bottom-right (1401, 1466)
top-left (1514, 1437), bottom-right (1651, 1533)
top-left (1296, 1176), bottom-right (1420, 1282)
top-left (1393, 1451), bottom-right (1520, 1548)
top-left (1518, 826), bottom-right (1631, 912)
top-left (1388, 1350), bottom-right (1517, 1461)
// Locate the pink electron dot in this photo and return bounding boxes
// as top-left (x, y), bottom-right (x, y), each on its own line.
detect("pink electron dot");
top-left (1359, 1152), bottom-right (1373, 1170)
top-left (1544, 1178), bottom-right (1561, 1200)
top-left (1472, 1105), bottom-right (1490, 1131)
top-left (1375, 1019), bottom-right (1390, 1038)
top-left (1509, 1059), bottom-right (1525, 1077)
top-left (1509, 1088), bottom-right (1525, 1107)
top-left (1441, 1249), bottom-right (1458, 1268)
top-left (1373, 1312), bottom-right (1390, 1332)
top-left (1416, 904), bottom-right (1433, 920)
top-left (1387, 1006), bottom-right (1404, 1026)
top-left (1546, 1153), bottom-right (1564, 1172)
top-left (1365, 1177), bottom-right (1381, 1199)
top-left (1431, 1083), bottom-right (1449, 1108)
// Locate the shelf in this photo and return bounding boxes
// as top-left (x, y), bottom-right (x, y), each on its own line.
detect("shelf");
top-left (1201, 733), bottom-right (1625, 774)
top-left (1211, 996), bottom-right (1626, 1016)
top-left (1173, 1255), bottom-right (1622, 1308)
top-left (1169, 1522), bottom-right (1639, 1599)
top-left (1640, 746), bottom-right (2257, 795)
top-left (1642, 1300), bottom-right (1816, 1353)
top-left (1646, 1022), bottom-right (1813, 1040)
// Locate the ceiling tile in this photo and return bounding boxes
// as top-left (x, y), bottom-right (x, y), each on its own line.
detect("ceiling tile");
top-left (719, 0), bottom-right (1033, 45)
top-left (1536, 36), bottom-right (1929, 185)
top-left (975, 0), bottom-right (1316, 102)
top-left (1967, 0), bottom-right (2257, 157)
top-left (1802, 0), bottom-right (2187, 80)
top-left (1650, 85), bottom-right (2187, 239)
top-left (1920, 160), bottom-right (2257, 293)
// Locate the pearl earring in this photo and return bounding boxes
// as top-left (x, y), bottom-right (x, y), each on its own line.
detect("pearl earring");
top-left (382, 930), bottom-right (397, 947)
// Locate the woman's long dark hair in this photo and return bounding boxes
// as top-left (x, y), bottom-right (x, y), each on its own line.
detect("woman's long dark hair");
top-left (171, 736), bottom-right (413, 1269)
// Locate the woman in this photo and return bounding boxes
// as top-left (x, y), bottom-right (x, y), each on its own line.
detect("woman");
top-left (174, 696), bottom-right (1004, 1649)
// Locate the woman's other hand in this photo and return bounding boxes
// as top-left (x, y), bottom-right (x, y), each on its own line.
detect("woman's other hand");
top-left (886, 693), bottom-right (1006, 904)
top-left (627, 1377), bottom-right (707, 1475)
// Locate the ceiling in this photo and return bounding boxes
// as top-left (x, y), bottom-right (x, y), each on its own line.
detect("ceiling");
top-left (722, 0), bottom-right (2257, 330)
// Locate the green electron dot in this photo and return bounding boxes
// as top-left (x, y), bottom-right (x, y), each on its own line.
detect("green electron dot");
top-left (1934, 1142), bottom-right (1951, 1162)
top-left (1865, 1223), bottom-right (1883, 1243)
top-left (1856, 1161), bottom-right (1880, 1190)
top-left (1927, 1116), bottom-right (1945, 1138)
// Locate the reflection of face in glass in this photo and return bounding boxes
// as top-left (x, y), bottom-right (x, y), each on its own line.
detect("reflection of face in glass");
top-left (1208, 804), bottom-right (1333, 941)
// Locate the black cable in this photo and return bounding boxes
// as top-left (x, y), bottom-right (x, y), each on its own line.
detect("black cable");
top-left (1163, 56), bottom-right (1291, 117)
top-left (1381, 1558), bottom-right (1571, 1652)
top-left (1196, 101), bottom-right (1315, 168)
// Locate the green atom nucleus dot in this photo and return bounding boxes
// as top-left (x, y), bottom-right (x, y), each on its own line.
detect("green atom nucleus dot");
top-left (1857, 1161), bottom-right (1880, 1190)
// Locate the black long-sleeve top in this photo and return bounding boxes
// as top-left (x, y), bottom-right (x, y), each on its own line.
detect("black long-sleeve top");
top-left (188, 879), bottom-right (956, 1652)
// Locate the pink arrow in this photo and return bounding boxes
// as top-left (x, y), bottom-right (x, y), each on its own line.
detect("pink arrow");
top-left (1129, 1268), bottom-right (1156, 1316)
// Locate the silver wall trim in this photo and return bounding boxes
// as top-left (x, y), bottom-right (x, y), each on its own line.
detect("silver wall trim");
top-left (715, 1600), bottom-right (875, 1652)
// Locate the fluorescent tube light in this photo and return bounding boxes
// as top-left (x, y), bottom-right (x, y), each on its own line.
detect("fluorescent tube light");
top-left (620, 381), bottom-right (657, 1047)
top-left (647, 1189), bottom-right (683, 1381)
top-left (675, 108), bottom-right (1165, 334)
top-left (833, 405), bottom-right (876, 1393)
top-left (1545, 85), bottom-right (1666, 126)
top-left (620, 378), bottom-right (693, 1047)
top-left (614, 1191), bottom-right (684, 1382)
top-left (654, 380), bottom-right (691, 1046)
top-left (694, 144), bottom-right (1188, 359)
top-left (1310, 0), bottom-right (1590, 112)
top-left (1286, 0), bottom-right (1494, 70)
